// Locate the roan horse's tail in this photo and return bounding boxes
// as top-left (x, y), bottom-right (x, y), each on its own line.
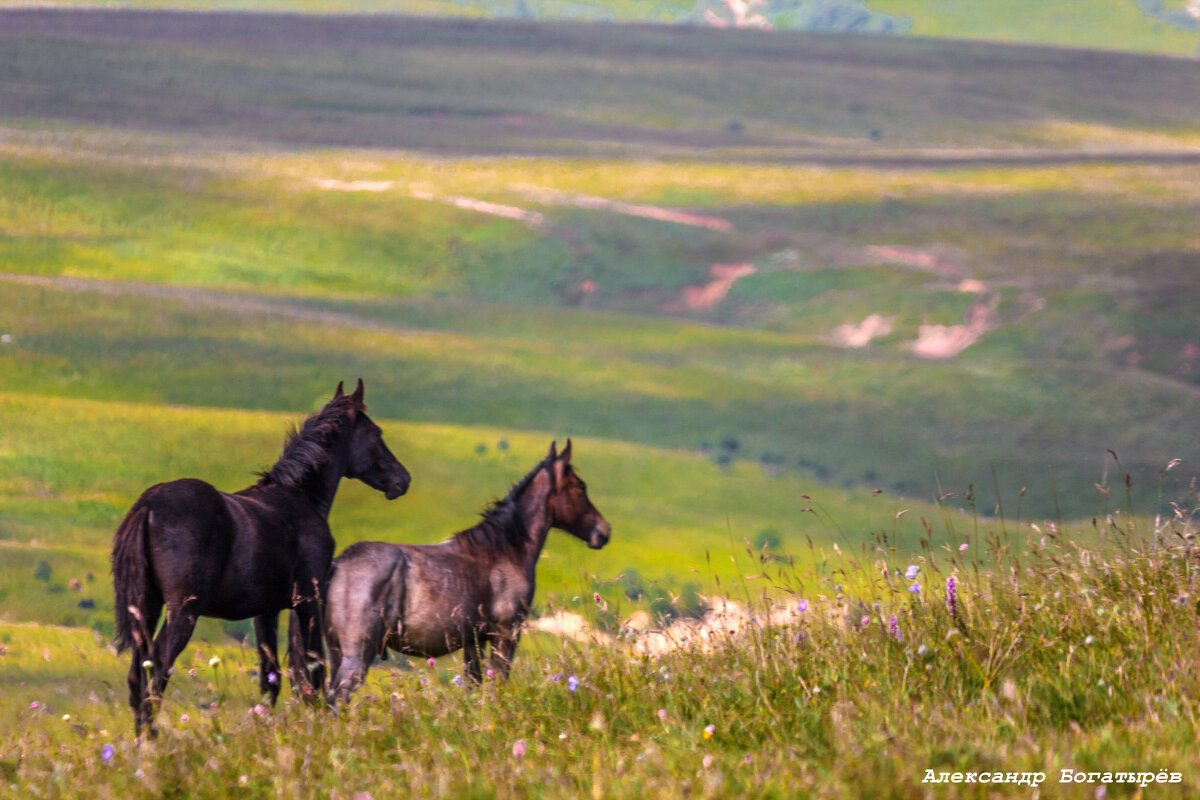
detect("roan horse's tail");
top-left (111, 504), bottom-right (152, 653)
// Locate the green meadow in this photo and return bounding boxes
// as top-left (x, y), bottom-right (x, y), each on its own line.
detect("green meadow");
top-left (2, 8), bottom-right (1200, 797)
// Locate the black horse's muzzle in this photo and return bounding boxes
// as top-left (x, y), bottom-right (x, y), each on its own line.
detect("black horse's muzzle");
top-left (384, 469), bottom-right (411, 500)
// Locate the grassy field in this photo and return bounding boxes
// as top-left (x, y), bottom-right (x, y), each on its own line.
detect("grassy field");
top-left (2, 8), bottom-right (1200, 797)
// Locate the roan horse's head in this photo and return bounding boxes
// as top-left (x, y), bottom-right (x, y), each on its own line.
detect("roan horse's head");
top-left (546, 439), bottom-right (610, 550)
top-left (339, 379), bottom-right (411, 500)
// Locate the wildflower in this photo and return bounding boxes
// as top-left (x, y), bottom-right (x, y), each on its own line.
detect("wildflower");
top-left (29, 701), bottom-right (40, 711)
top-left (188, 668), bottom-right (197, 678)
top-left (100, 744), bottom-right (115, 763)
top-left (552, 673), bottom-right (563, 682)
top-left (860, 615), bottom-right (870, 628)
top-left (959, 543), bottom-right (969, 552)
top-left (267, 671), bottom-right (279, 685)
top-left (180, 714), bottom-right (189, 724)
top-left (512, 739), bottom-right (527, 759)
top-left (889, 614), bottom-right (902, 643)
top-left (917, 644), bottom-right (928, 657)
top-left (702, 754), bottom-right (714, 769)
top-left (905, 565), bottom-right (920, 581)
top-left (208, 656), bottom-right (220, 668)
top-left (593, 593), bottom-right (602, 604)
top-left (908, 582), bottom-right (921, 594)
top-left (251, 704), bottom-right (267, 716)
top-left (657, 709), bottom-right (668, 721)
top-left (141, 660), bottom-right (153, 669)
top-left (62, 714), bottom-right (71, 721)
top-left (1084, 635), bottom-right (1095, 646)
top-left (452, 675), bottom-right (463, 687)
top-left (486, 668), bottom-right (495, 679)
top-left (797, 599), bottom-right (809, 613)
top-left (353, 793), bottom-right (373, 800)
top-left (946, 576), bottom-right (958, 618)
top-left (427, 658), bottom-right (436, 667)
top-left (702, 724), bottom-right (715, 740)
top-left (567, 675), bottom-right (579, 692)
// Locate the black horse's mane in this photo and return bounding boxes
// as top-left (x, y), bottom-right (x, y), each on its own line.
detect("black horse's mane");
top-left (257, 394), bottom-right (361, 489)
top-left (455, 453), bottom-right (556, 553)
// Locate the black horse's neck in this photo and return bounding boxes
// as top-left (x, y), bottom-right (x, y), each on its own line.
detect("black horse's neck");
top-left (257, 397), bottom-right (360, 519)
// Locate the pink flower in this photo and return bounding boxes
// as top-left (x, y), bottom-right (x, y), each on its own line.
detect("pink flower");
top-left (427, 658), bottom-right (436, 667)
top-left (656, 709), bottom-right (668, 721)
top-left (702, 754), bottom-right (714, 768)
top-left (860, 615), bottom-right (870, 628)
top-left (959, 543), bottom-right (969, 552)
top-left (251, 704), bottom-right (267, 716)
top-left (512, 739), bottom-right (527, 759)
top-left (179, 714), bottom-right (189, 724)
top-left (29, 701), bottom-right (40, 711)
top-left (486, 668), bottom-right (495, 680)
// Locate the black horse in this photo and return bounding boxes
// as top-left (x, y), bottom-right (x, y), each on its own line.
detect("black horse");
top-left (326, 440), bottom-right (610, 704)
top-left (111, 380), bottom-right (410, 736)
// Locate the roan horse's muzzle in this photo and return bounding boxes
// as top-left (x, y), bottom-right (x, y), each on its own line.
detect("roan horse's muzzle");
top-left (587, 519), bottom-right (612, 550)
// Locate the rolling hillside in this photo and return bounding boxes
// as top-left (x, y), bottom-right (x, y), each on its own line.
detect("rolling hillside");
top-left (2, 10), bottom-right (1199, 638)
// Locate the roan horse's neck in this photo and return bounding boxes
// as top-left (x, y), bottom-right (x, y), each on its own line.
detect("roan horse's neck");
top-left (510, 471), bottom-right (555, 575)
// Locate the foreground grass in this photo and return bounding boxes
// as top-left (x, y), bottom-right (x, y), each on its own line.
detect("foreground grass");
top-left (2, 499), bottom-right (1198, 798)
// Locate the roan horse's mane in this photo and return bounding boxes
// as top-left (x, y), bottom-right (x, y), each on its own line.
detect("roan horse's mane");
top-left (455, 452), bottom-right (557, 553)
top-left (256, 394), bottom-right (362, 490)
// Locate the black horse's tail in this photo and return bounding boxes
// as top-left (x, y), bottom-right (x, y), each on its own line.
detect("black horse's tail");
top-left (111, 504), bottom-right (152, 653)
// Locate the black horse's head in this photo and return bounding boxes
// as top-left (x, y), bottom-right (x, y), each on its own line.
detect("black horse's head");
top-left (338, 379), bottom-right (411, 500)
top-left (546, 439), bottom-right (610, 550)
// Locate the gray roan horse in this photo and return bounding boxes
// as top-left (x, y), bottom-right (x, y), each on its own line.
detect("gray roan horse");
top-left (326, 439), bottom-right (610, 703)
top-left (111, 380), bottom-right (410, 736)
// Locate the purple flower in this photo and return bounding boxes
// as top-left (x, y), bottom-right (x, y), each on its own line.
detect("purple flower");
top-left (267, 671), bottom-right (279, 685)
top-left (905, 565), bottom-right (919, 581)
top-left (101, 744), bottom-right (115, 763)
top-left (452, 675), bottom-right (463, 687)
top-left (908, 582), bottom-right (922, 594)
top-left (946, 576), bottom-right (958, 618)
top-left (797, 599), bottom-right (809, 613)
top-left (889, 614), bottom-right (902, 642)
top-left (567, 675), bottom-right (578, 692)
top-left (552, 673), bottom-right (563, 682)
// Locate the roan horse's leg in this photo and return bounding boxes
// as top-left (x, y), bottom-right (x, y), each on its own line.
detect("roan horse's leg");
top-left (487, 627), bottom-right (522, 680)
top-left (253, 613), bottom-right (282, 705)
top-left (462, 632), bottom-right (484, 685)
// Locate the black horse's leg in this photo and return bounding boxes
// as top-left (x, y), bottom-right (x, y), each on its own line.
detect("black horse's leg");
top-left (147, 604), bottom-right (197, 735)
top-left (254, 613), bottom-right (282, 705)
top-left (127, 602), bottom-right (162, 738)
top-left (288, 603), bottom-right (326, 704)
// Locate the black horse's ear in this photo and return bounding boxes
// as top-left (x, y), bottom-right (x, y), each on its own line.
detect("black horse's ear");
top-left (334, 381), bottom-right (345, 398)
top-left (561, 438), bottom-right (573, 463)
top-left (352, 378), bottom-right (365, 404)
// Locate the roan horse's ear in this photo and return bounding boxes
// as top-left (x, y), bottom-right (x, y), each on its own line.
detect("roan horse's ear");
top-left (560, 438), bottom-right (572, 463)
top-left (546, 440), bottom-right (558, 462)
